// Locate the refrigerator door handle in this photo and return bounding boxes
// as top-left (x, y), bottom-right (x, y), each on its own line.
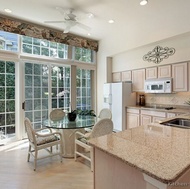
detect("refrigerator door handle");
top-left (109, 94), bottom-right (112, 105)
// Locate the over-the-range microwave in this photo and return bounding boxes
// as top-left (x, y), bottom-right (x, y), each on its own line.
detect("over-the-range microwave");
top-left (144, 78), bottom-right (172, 93)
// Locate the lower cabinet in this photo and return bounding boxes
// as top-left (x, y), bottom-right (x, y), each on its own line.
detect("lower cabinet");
top-left (126, 108), bottom-right (140, 129)
top-left (126, 107), bottom-right (186, 129)
top-left (140, 109), bottom-right (166, 126)
top-left (126, 113), bottom-right (140, 129)
top-left (140, 115), bottom-right (151, 126)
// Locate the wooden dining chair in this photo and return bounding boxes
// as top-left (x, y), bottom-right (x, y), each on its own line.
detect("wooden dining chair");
top-left (24, 117), bottom-right (63, 171)
top-left (74, 118), bottom-right (113, 171)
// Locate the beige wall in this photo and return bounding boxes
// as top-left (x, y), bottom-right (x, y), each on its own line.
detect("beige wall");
top-left (112, 33), bottom-right (190, 72)
top-left (97, 33), bottom-right (190, 113)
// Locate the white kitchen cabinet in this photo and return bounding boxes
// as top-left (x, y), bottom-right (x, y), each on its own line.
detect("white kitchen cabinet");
top-left (132, 69), bottom-right (145, 92)
top-left (152, 116), bottom-right (166, 123)
top-left (141, 115), bottom-right (152, 126)
top-left (112, 72), bottom-right (121, 82)
top-left (126, 113), bottom-right (140, 129)
top-left (122, 71), bottom-right (131, 81)
top-left (167, 113), bottom-right (176, 118)
top-left (140, 109), bottom-right (166, 126)
top-left (126, 108), bottom-right (140, 129)
top-left (146, 67), bottom-right (157, 79)
top-left (172, 62), bottom-right (188, 92)
top-left (158, 65), bottom-right (171, 78)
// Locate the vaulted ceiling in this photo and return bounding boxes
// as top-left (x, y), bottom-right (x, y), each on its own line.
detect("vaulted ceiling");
top-left (1, 0), bottom-right (190, 55)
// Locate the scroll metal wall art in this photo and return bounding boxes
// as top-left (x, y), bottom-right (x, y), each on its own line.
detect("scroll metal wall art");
top-left (143, 46), bottom-right (175, 64)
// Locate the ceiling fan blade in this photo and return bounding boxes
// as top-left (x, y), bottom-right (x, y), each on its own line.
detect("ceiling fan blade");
top-left (63, 26), bottom-right (72, 33)
top-left (76, 22), bottom-right (91, 31)
top-left (44, 21), bottom-right (65, 23)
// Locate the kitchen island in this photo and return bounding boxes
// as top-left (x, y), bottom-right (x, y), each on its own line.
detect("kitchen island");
top-left (89, 119), bottom-right (190, 189)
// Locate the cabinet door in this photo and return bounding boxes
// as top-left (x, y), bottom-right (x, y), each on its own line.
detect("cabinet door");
top-left (152, 116), bottom-right (166, 123)
top-left (146, 67), bottom-right (157, 79)
top-left (167, 113), bottom-right (176, 118)
top-left (132, 69), bottom-right (145, 92)
top-left (112, 72), bottom-right (121, 82)
top-left (140, 115), bottom-right (152, 126)
top-left (158, 65), bottom-right (171, 78)
top-left (126, 113), bottom-right (139, 129)
top-left (122, 71), bottom-right (131, 81)
top-left (172, 62), bottom-right (187, 92)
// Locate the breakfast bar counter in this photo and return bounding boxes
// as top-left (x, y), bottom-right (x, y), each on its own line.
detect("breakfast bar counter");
top-left (89, 119), bottom-right (190, 189)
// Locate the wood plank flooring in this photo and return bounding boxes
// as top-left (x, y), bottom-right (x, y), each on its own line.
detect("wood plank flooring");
top-left (0, 140), bottom-right (93, 189)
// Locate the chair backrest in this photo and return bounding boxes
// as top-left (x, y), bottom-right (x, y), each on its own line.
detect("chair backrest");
top-left (90, 118), bottom-right (113, 139)
top-left (98, 108), bottom-right (112, 119)
top-left (49, 109), bottom-right (65, 121)
top-left (24, 117), bottom-right (36, 144)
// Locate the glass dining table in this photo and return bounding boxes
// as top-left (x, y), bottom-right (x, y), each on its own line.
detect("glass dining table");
top-left (42, 115), bottom-right (96, 158)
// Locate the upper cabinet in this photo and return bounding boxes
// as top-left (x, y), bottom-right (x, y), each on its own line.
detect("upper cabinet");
top-left (112, 72), bottom-right (121, 82)
top-left (122, 71), bottom-right (131, 81)
top-left (158, 65), bottom-right (171, 78)
top-left (132, 69), bottom-right (145, 92)
top-left (146, 67), bottom-right (157, 79)
top-left (172, 62), bottom-right (188, 92)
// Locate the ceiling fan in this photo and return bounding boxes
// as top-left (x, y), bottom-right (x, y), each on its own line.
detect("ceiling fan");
top-left (44, 7), bottom-right (92, 33)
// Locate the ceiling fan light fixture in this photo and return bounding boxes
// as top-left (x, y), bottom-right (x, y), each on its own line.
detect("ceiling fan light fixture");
top-left (140, 0), bottom-right (148, 6)
top-left (87, 13), bottom-right (94, 19)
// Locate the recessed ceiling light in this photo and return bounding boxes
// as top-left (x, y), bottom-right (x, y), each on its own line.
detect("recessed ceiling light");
top-left (108, 19), bottom-right (114, 24)
top-left (140, 0), bottom-right (148, 6)
top-left (87, 33), bottom-right (91, 36)
top-left (4, 8), bottom-right (12, 13)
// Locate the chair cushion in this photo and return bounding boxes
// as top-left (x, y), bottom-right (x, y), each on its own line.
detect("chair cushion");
top-left (36, 135), bottom-right (58, 145)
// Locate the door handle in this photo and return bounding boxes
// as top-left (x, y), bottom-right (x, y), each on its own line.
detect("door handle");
top-left (22, 101), bottom-right (25, 110)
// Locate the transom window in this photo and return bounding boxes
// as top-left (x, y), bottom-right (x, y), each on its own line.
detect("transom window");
top-left (22, 36), bottom-right (68, 59)
top-left (74, 47), bottom-right (94, 63)
top-left (0, 31), bottom-right (18, 52)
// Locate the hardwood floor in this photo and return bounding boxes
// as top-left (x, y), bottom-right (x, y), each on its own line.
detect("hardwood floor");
top-left (0, 140), bottom-right (93, 189)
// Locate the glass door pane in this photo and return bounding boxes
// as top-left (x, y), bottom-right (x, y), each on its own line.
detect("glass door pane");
top-left (51, 66), bottom-right (70, 111)
top-left (0, 60), bottom-right (16, 141)
top-left (76, 69), bottom-right (92, 110)
top-left (24, 62), bottom-right (49, 129)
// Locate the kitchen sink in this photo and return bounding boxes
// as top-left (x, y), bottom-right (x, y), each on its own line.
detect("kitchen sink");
top-left (161, 118), bottom-right (190, 129)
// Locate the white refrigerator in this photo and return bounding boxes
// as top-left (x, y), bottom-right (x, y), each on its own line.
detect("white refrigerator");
top-left (103, 82), bottom-right (136, 132)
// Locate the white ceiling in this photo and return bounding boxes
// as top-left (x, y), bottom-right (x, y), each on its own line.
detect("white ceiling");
top-left (0, 0), bottom-right (190, 55)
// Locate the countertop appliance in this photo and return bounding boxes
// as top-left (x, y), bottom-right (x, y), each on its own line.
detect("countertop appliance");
top-left (144, 78), bottom-right (172, 93)
top-left (103, 82), bottom-right (136, 132)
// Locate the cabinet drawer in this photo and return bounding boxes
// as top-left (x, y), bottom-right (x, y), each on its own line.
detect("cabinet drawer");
top-left (141, 110), bottom-right (166, 117)
top-left (126, 108), bottom-right (140, 114)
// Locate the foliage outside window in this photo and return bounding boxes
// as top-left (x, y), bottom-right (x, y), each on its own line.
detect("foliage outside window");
top-left (74, 47), bottom-right (94, 63)
top-left (22, 36), bottom-right (68, 59)
top-left (76, 69), bottom-right (92, 110)
top-left (0, 31), bottom-right (18, 52)
top-left (51, 66), bottom-right (70, 111)
top-left (0, 60), bottom-right (15, 138)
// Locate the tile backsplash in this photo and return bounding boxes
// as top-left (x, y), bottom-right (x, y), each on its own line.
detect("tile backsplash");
top-left (137, 92), bottom-right (190, 107)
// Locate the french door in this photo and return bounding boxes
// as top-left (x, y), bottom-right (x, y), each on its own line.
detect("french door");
top-left (24, 61), bottom-right (70, 130)
top-left (0, 60), bottom-right (16, 142)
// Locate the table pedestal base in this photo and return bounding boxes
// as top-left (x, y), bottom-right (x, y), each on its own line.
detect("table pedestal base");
top-left (59, 128), bottom-right (85, 158)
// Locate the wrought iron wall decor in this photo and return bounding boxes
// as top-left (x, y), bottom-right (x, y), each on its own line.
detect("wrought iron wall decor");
top-left (143, 46), bottom-right (175, 64)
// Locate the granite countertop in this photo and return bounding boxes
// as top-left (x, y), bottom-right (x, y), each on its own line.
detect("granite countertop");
top-left (89, 115), bottom-right (190, 184)
top-left (126, 105), bottom-right (190, 114)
